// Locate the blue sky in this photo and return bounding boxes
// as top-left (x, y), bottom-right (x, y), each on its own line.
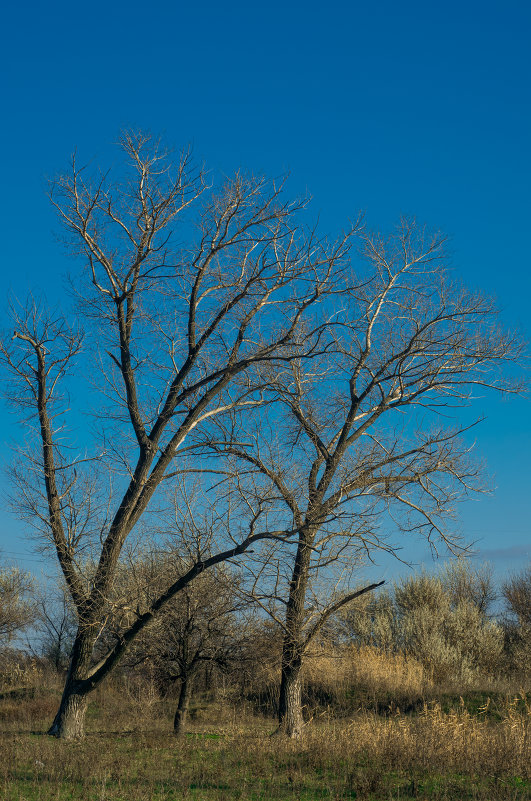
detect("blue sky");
top-left (0, 0), bottom-right (529, 582)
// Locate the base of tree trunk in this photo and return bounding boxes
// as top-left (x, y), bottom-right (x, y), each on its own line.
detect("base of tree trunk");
top-left (173, 677), bottom-right (192, 736)
top-left (278, 667), bottom-right (304, 738)
top-left (173, 709), bottom-right (187, 736)
top-left (48, 690), bottom-right (88, 740)
top-left (275, 718), bottom-right (304, 738)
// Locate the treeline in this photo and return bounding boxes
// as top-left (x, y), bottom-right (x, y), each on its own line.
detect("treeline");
top-left (1, 558), bottom-right (529, 734)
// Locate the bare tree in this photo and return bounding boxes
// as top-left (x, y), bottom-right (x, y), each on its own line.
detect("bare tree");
top-left (77, 544), bottom-right (249, 735)
top-left (206, 220), bottom-right (524, 736)
top-left (0, 132), bottom-right (354, 739)
top-left (439, 560), bottom-right (497, 616)
top-left (0, 564), bottom-right (35, 646)
top-left (502, 564), bottom-right (531, 679)
top-left (31, 581), bottom-right (77, 671)
top-left (140, 567), bottom-right (246, 736)
top-left (503, 564), bottom-right (531, 630)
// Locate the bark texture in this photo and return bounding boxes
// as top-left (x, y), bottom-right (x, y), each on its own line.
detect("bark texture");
top-left (48, 684), bottom-right (89, 739)
top-left (47, 631), bottom-right (94, 739)
top-left (277, 532), bottom-right (313, 738)
top-left (278, 659), bottom-right (304, 738)
top-left (173, 676), bottom-right (193, 735)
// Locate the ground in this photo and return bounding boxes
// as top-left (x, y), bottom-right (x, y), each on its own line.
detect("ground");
top-left (0, 683), bottom-right (529, 800)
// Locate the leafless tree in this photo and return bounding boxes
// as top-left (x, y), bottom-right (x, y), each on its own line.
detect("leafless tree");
top-left (502, 564), bottom-right (531, 679)
top-left (0, 564), bottom-right (35, 646)
top-left (503, 564), bottom-right (531, 630)
top-left (31, 581), bottom-right (77, 671)
top-left (69, 544), bottom-right (248, 735)
top-left (0, 131), bottom-right (355, 739)
top-left (134, 566), bottom-right (247, 736)
top-left (439, 559), bottom-right (497, 616)
top-left (205, 220), bottom-right (524, 736)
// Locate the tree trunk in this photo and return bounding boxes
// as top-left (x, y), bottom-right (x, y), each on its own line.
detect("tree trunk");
top-left (48, 629), bottom-right (94, 739)
top-left (278, 657), bottom-right (304, 738)
top-left (277, 529), bottom-right (314, 738)
top-left (173, 676), bottom-right (193, 736)
top-left (48, 678), bottom-right (89, 739)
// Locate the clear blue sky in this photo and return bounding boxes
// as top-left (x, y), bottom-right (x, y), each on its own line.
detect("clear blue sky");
top-left (1, 0), bottom-right (529, 582)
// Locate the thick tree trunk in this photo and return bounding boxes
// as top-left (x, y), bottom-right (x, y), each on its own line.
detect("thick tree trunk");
top-left (173, 676), bottom-right (193, 736)
top-left (48, 630), bottom-right (94, 739)
top-left (277, 530), bottom-right (314, 738)
top-left (278, 658), bottom-right (303, 738)
top-left (48, 679), bottom-right (89, 739)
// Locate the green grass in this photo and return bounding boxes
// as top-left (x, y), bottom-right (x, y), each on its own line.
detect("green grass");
top-left (0, 725), bottom-right (529, 801)
top-left (0, 678), bottom-right (529, 801)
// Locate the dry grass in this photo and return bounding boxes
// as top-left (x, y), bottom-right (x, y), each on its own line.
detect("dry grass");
top-left (0, 683), bottom-right (530, 799)
top-left (0, 656), bottom-right (529, 799)
top-left (303, 645), bottom-right (428, 697)
top-left (248, 643), bottom-right (429, 721)
top-left (348, 645), bottom-right (427, 695)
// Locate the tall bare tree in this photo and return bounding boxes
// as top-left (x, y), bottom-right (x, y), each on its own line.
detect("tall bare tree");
top-left (206, 220), bottom-right (524, 736)
top-left (0, 132), bottom-right (354, 739)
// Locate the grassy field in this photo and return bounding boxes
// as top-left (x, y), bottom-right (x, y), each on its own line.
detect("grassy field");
top-left (0, 679), bottom-right (530, 801)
